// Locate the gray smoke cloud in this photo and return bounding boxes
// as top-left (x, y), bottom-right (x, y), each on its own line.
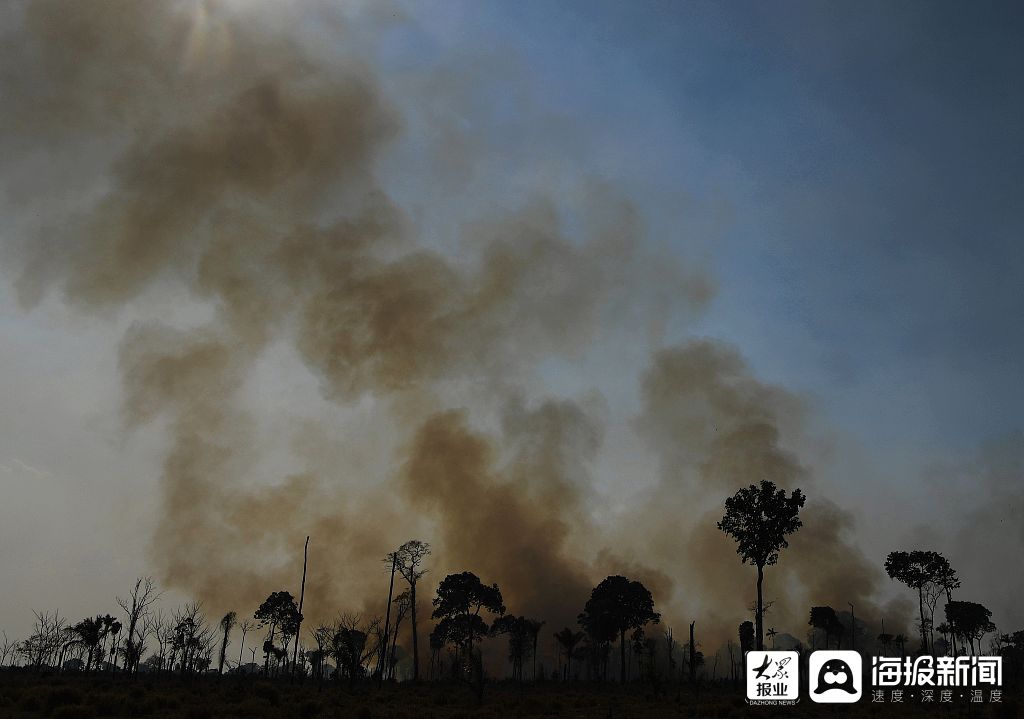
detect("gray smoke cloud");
top-left (0, 0), bottom-right (918, 654)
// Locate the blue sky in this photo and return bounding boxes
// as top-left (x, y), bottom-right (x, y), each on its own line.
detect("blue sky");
top-left (388, 0), bottom-right (1024, 458)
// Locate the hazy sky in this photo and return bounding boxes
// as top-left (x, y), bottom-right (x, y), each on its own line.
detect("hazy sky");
top-left (1, 0), bottom-right (1021, 645)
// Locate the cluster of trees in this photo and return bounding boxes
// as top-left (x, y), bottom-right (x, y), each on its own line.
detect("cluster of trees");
top-left (2, 479), bottom-right (1020, 691)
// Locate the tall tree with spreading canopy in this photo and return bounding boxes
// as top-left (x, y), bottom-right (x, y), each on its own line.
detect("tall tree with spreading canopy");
top-left (254, 591), bottom-right (302, 674)
top-left (578, 575), bottom-right (660, 684)
top-left (884, 550), bottom-right (953, 654)
top-left (945, 601), bottom-right (997, 655)
top-left (718, 480), bottom-right (805, 650)
top-left (395, 539), bottom-right (431, 681)
top-left (431, 572), bottom-right (504, 671)
top-left (809, 606), bottom-right (843, 649)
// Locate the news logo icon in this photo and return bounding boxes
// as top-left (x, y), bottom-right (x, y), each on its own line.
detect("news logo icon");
top-left (746, 650), bottom-right (799, 703)
top-left (810, 650), bottom-right (863, 703)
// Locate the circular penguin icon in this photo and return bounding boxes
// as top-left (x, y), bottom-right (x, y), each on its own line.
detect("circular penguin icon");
top-left (815, 658), bottom-right (856, 693)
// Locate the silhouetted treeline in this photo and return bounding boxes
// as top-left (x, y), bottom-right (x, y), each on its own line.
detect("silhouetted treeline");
top-left (3, 481), bottom-right (1021, 697)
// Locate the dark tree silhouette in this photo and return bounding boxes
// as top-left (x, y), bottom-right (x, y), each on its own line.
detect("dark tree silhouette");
top-left (491, 615), bottom-right (534, 683)
top-left (378, 550), bottom-right (398, 683)
top-left (809, 606), bottom-right (843, 649)
top-left (236, 618), bottom-right (254, 671)
top-left (553, 627), bottom-right (584, 681)
top-left (116, 577), bottom-right (159, 675)
top-left (254, 591), bottom-right (302, 674)
top-left (894, 633), bottom-right (907, 656)
top-left (432, 572), bottom-right (505, 669)
top-left (884, 550), bottom-right (950, 654)
top-left (330, 617), bottom-right (369, 686)
top-left (387, 590), bottom-right (412, 680)
top-left (945, 600), bottom-right (996, 655)
top-left (739, 621), bottom-right (754, 654)
top-left (291, 536), bottom-right (309, 677)
top-left (395, 539), bottom-right (431, 681)
top-left (170, 603), bottom-right (213, 675)
top-left (717, 480), bottom-right (805, 650)
top-left (1000, 630), bottom-right (1024, 676)
top-left (578, 575), bottom-right (660, 684)
top-left (217, 611), bottom-right (237, 674)
top-left (933, 555), bottom-right (961, 653)
top-left (525, 618), bottom-right (544, 681)
top-left (428, 630), bottom-right (444, 680)
top-left (688, 621), bottom-right (697, 687)
top-left (71, 617), bottom-right (104, 671)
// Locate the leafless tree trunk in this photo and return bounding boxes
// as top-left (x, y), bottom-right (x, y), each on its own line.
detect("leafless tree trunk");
top-left (116, 577), bottom-right (159, 675)
top-left (688, 621), bottom-right (696, 687)
top-left (292, 536), bottom-right (309, 677)
top-left (377, 552), bottom-right (397, 684)
top-left (237, 619), bottom-right (253, 672)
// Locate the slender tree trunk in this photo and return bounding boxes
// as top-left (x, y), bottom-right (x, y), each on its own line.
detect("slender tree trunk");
top-left (388, 615), bottom-right (402, 680)
top-left (411, 581), bottom-right (419, 681)
top-left (850, 604), bottom-right (855, 651)
top-left (532, 634), bottom-right (538, 682)
top-left (238, 629), bottom-right (247, 671)
top-left (756, 564), bottom-right (764, 650)
top-left (219, 628), bottom-right (229, 674)
top-left (688, 622), bottom-right (696, 687)
top-left (917, 586), bottom-right (928, 654)
top-left (292, 536), bottom-right (310, 678)
top-left (378, 554), bottom-right (397, 685)
top-left (945, 588), bottom-right (957, 655)
top-left (265, 623), bottom-right (276, 674)
top-left (619, 629), bottom-right (626, 684)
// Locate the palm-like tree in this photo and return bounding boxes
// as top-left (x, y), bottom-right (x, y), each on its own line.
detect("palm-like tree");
top-left (72, 617), bottom-right (104, 671)
top-left (107, 619), bottom-right (122, 671)
top-left (218, 611), bottom-right (237, 674)
top-left (767, 627), bottom-right (778, 649)
top-left (553, 628), bottom-right (585, 681)
top-left (526, 619), bottom-right (545, 681)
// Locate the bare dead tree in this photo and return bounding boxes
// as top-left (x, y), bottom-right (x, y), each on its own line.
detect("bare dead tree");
top-left (309, 624), bottom-right (333, 685)
top-left (22, 610), bottom-right (66, 670)
top-left (151, 611), bottom-right (174, 672)
top-left (0, 632), bottom-right (16, 667)
top-left (688, 621), bottom-right (696, 687)
top-left (377, 551), bottom-right (398, 684)
top-left (116, 577), bottom-right (160, 675)
top-left (237, 619), bottom-right (255, 672)
top-left (291, 535), bottom-right (310, 677)
top-left (170, 602), bottom-right (213, 675)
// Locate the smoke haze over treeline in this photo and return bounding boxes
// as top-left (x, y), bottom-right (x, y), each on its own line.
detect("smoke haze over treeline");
top-left (0, 0), bottom-right (1021, 652)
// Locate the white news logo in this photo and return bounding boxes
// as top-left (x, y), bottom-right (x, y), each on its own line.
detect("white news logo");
top-left (809, 650), bottom-right (863, 703)
top-left (872, 656), bottom-right (1002, 687)
top-left (745, 651), bottom-right (799, 702)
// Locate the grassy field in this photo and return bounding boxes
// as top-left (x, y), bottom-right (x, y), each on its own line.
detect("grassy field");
top-left (0, 673), bottom-right (1020, 719)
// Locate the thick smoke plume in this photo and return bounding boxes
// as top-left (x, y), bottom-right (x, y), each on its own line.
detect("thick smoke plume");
top-left (633, 341), bottom-right (909, 642)
top-left (0, 0), bottom-right (905, 652)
